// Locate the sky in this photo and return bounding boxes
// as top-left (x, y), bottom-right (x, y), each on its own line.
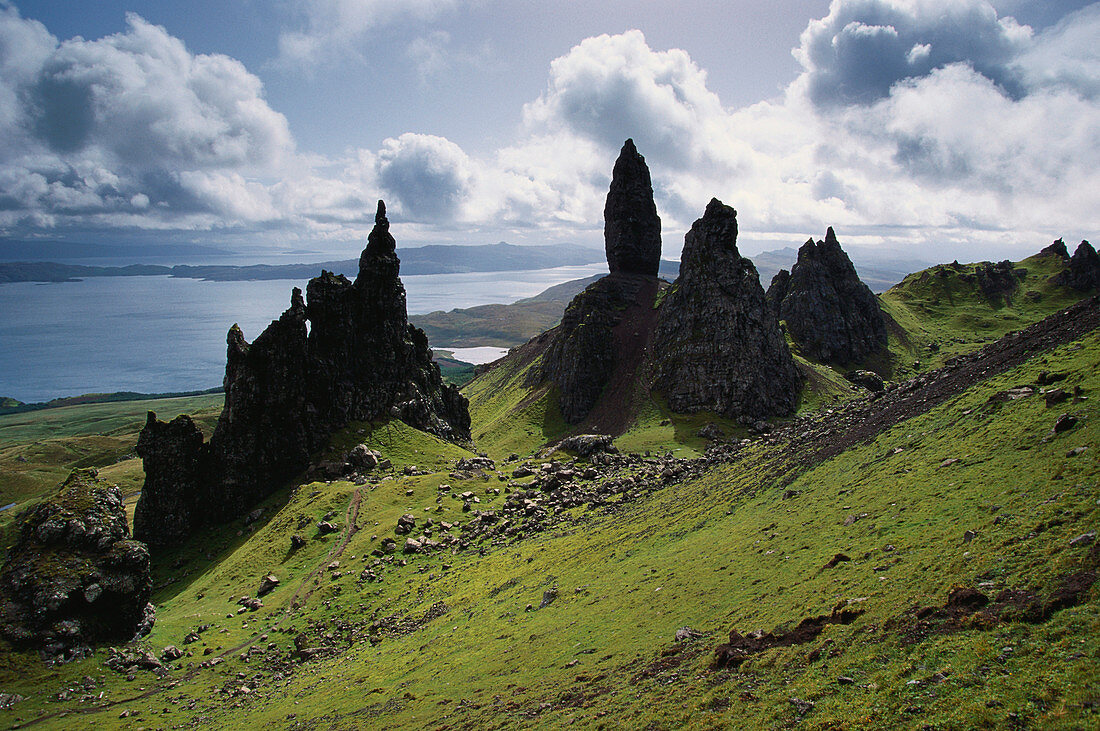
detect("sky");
top-left (0, 0), bottom-right (1097, 260)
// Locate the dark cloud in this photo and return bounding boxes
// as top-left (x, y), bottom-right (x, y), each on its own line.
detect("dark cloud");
top-left (797, 0), bottom-right (1031, 108)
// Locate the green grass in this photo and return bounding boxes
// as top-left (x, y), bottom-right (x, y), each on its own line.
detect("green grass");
top-left (0, 394), bottom-right (223, 548)
top-left (2, 304), bottom-right (1096, 730)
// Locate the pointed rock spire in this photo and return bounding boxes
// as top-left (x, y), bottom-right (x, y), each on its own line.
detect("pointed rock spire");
top-left (1060, 240), bottom-right (1100, 291)
top-left (777, 227), bottom-right (888, 364)
top-left (653, 198), bottom-right (801, 420)
top-left (364, 199), bottom-right (396, 262)
top-left (604, 139), bottom-right (661, 276)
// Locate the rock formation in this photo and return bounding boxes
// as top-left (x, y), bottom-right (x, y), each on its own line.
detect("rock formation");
top-left (135, 201), bottom-right (470, 546)
top-left (0, 469), bottom-right (153, 660)
top-left (653, 199), bottom-right (801, 420)
top-left (774, 228), bottom-right (888, 364)
top-left (1058, 240), bottom-right (1100, 291)
top-left (604, 139), bottom-right (661, 276)
top-left (764, 269), bottom-right (790, 317)
top-left (1039, 238), bottom-right (1070, 260)
top-left (540, 273), bottom-right (660, 423)
top-left (540, 140), bottom-right (663, 424)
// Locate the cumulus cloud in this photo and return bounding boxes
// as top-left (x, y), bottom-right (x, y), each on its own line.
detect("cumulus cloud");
top-left (278, 0), bottom-right (458, 69)
top-left (376, 132), bottom-right (473, 220)
top-left (0, 7), bottom-right (295, 232)
top-left (794, 0), bottom-right (1031, 107)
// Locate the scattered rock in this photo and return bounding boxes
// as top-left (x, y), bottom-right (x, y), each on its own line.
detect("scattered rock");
top-left (290, 534), bottom-right (307, 550)
top-left (1052, 413), bottom-right (1078, 434)
top-left (161, 645), bottom-right (183, 662)
top-left (539, 587), bottom-right (559, 609)
top-left (845, 370), bottom-right (885, 393)
top-left (1069, 532), bottom-right (1096, 547)
top-left (674, 627), bottom-right (703, 642)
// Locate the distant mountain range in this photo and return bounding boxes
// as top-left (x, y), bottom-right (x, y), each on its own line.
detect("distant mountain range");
top-left (0, 242), bottom-right (605, 283)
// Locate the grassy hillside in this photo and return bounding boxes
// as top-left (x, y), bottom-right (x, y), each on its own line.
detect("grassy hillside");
top-left (0, 301), bottom-right (1095, 729)
top-left (0, 393), bottom-right (223, 547)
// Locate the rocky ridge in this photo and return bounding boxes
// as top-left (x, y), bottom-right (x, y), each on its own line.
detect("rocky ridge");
top-left (135, 202), bottom-right (470, 547)
top-left (0, 469), bottom-right (153, 661)
top-left (653, 198), bottom-right (801, 421)
top-left (1058, 240), bottom-right (1100, 291)
top-left (768, 227), bottom-right (888, 364)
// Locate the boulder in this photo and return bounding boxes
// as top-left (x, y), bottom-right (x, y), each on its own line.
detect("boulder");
top-left (0, 469), bottom-right (153, 660)
top-left (556, 434), bottom-right (618, 457)
top-left (653, 199), bottom-right (801, 421)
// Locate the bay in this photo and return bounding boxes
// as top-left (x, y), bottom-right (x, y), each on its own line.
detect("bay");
top-left (0, 264), bottom-right (606, 403)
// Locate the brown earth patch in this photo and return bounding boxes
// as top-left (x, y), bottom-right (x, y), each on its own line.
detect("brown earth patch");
top-left (713, 603), bottom-right (865, 669)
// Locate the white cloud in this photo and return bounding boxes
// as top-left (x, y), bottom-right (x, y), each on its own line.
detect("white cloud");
top-left (0, 8), bottom-right (295, 231)
top-left (277, 0), bottom-right (458, 69)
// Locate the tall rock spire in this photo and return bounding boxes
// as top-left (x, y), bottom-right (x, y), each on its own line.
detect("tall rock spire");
top-left (604, 139), bottom-right (661, 276)
top-left (653, 199), bottom-right (801, 420)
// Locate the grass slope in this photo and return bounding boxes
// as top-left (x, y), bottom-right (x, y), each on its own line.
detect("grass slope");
top-left (2, 306), bottom-right (1096, 730)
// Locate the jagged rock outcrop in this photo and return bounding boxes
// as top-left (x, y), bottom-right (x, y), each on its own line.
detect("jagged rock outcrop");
top-left (135, 201), bottom-right (470, 546)
top-left (604, 139), bottom-right (661, 276)
top-left (972, 260), bottom-right (1024, 304)
top-left (1058, 240), bottom-right (1100, 291)
top-left (765, 269), bottom-right (790, 316)
top-left (775, 228), bottom-right (888, 364)
top-left (653, 199), bottom-right (801, 420)
top-left (540, 140), bottom-right (663, 424)
top-left (0, 469), bottom-right (153, 660)
top-left (1039, 238), bottom-right (1070, 260)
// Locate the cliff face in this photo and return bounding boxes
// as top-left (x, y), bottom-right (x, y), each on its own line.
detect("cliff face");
top-left (135, 202), bottom-right (470, 547)
top-left (653, 199), bottom-right (801, 420)
top-left (0, 469), bottom-right (153, 661)
top-left (775, 228), bottom-right (888, 365)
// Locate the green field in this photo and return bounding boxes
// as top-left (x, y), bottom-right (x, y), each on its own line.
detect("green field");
top-left (0, 253), bottom-right (1096, 729)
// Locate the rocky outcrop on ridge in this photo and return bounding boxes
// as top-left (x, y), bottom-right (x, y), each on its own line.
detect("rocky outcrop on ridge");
top-left (135, 201), bottom-right (470, 546)
top-left (540, 140), bottom-right (663, 424)
top-left (773, 227), bottom-right (888, 364)
top-left (1058, 240), bottom-right (1100, 291)
top-left (0, 469), bottom-right (153, 661)
top-left (604, 139), bottom-right (662, 276)
top-left (764, 269), bottom-right (790, 316)
top-left (653, 199), bottom-right (801, 421)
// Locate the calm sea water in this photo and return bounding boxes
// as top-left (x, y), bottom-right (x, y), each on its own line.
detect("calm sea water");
top-left (0, 264), bottom-right (606, 403)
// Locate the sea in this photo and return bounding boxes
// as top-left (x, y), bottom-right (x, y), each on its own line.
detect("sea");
top-left (0, 264), bottom-right (607, 403)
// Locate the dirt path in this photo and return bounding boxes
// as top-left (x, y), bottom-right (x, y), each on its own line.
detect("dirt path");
top-left (15, 485), bottom-right (364, 728)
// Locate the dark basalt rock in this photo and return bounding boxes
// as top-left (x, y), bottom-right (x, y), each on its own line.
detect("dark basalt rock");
top-left (765, 268), bottom-right (790, 317)
top-left (539, 140), bottom-right (664, 424)
top-left (777, 227), bottom-right (888, 364)
top-left (1058, 240), bottom-right (1100, 291)
top-left (653, 199), bottom-right (801, 420)
top-left (539, 272), bottom-right (657, 423)
top-left (604, 139), bottom-right (661, 276)
top-left (1039, 238), bottom-right (1070, 260)
top-left (0, 469), bottom-right (153, 661)
top-left (135, 201), bottom-right (470, 547)
top-left (972, 260), bottom-right (1023, 304)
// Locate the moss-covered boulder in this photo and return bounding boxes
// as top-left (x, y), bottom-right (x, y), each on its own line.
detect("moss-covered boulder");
top-left (0, 468), bottom-right (153, 661)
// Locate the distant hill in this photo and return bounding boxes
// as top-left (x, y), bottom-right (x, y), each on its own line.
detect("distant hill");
top-left (0, 242), bottom-right (604, 283)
